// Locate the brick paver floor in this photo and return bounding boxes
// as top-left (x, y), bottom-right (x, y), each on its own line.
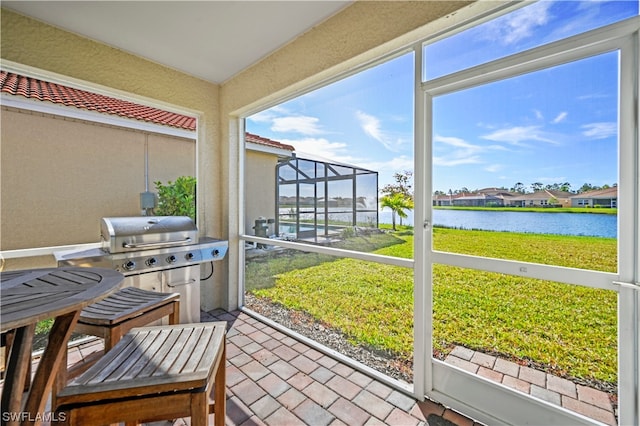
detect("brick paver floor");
top-left (199, 309), bottom-right (480, 426)
top-left (7, 308), bottom-right (617, 425)
top-left (444, 346), bottom-right (618, 426)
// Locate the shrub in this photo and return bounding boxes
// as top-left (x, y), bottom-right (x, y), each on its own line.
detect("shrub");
top-left (154, 176), bottom-right (196, 220)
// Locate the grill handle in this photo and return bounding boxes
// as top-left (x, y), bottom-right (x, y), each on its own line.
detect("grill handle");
top-left (122, 237), bottom-right (192, 249)
top-left (167, 278), bottom-right (197, 288)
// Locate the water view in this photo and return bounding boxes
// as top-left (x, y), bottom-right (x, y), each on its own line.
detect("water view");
top-left (379, 209), bottom-right (617, 238)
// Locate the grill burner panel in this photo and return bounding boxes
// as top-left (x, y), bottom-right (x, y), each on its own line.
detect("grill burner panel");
top-left (56, 216), bottom-right (227, 275)
top-left (55, 237), bottom-right (227, 275)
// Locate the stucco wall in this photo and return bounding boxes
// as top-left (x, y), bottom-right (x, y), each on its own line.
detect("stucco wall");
top-left (1, 107), bottom-right (195, 250)
top-left (0, 8), bottom-right (221, 239)
top-left (245, 150), bottom-right (280, 237)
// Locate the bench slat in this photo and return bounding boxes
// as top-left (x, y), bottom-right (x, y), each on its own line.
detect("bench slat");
top-left (78, 288), bottom-right (180, 325)
top-left (56, 323), bottom-right (225, 405)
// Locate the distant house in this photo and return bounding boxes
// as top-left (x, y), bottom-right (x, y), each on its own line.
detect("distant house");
top-left (507, 190), bottom-right (573, 207)
top-left (476, 188), bottom-right (518, 206)
top-left (433, 188), bottom-right (517, 207)
top-left (452, 193), bottom-right (503, 207)
top-left (570, 187), bottom-right (618, 208)
top-left (433, 194), bottom-right (454, 206)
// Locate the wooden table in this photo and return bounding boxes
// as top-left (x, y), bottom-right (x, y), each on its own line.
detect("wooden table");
top-left (1, 267), bottom-right (124, 426)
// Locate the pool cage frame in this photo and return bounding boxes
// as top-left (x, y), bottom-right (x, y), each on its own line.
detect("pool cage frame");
top-left (276, 154), bottom-right (378, 241)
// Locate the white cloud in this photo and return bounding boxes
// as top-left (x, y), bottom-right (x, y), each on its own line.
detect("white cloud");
top-left (356, 110), bottom-right (405, 152)
top-left (480, 1), bottom-right (553, 45)
top-left (278, 139), bottom-right (413, 188)
top-left (249, 106), bottom-right (325, 136)
top-left (433, 134), bottom-right (487, 167)
top-left (582, 122), bottom-right (617, 139)
top-left (278, 137), bottom-right (350, 162)
top-left (533, 109), bottom-right (544, 120)
top-left (484, 164), bottom-right (503, 173)
top-left (434, 156), bottom-right (482, 167)
top-left (552, 111), bottom-right (568, 124)
top-left (363, 155), bottom-right (414, 177)
top-left (272, 116), bottom-right (323, 135)
top-left (248, 105), bottom-right (290, 123)
top-left (577, 93), bottom-right (609, 100)
top-left (357, 110), bottom-right (382, 139)
top-left (435, 135), bottom-right (477, 149)
top-left (481, 125), bottom-right (557, 145)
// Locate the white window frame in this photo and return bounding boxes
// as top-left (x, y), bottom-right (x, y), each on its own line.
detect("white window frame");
top-left (416, 16), bottom-right (639, 425)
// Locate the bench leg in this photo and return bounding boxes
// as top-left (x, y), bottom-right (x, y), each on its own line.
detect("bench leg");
top-left (214, 342), bottom-right (226, 426)
top-left (105, 327), bottom-right (123, 352)
top-left (169, 300), bottom-right (180, 325)
top-left (189, 391), bottom-right (208, 426)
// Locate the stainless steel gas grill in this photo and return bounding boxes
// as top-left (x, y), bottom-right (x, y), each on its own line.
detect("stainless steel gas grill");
top-left (55, 216), bottom-right (228, 324)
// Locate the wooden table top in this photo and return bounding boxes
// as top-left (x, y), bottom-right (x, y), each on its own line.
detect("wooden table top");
top-left (1, 267), bottom-right (125, 332)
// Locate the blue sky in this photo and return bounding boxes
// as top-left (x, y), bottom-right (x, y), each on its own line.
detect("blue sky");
top-left (247, 1), bottom-right (638, 194)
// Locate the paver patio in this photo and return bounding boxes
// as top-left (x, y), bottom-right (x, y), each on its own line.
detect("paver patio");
top-left (444, 346), bottom-right (617, 426)
top-left (8, 308), bottom-right (617, 425)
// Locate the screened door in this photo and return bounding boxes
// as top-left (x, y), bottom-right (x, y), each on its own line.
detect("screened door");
top-left (416, 18), bottom-right (639, 426)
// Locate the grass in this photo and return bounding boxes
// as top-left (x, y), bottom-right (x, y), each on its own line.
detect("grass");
top-left (246, 227), bottom-right (618, 384)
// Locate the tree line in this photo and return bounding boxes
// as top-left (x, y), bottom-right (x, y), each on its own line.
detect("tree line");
top-left (378, 173), bottom-right (618, 231)
top-left (434, 181), bottom-right (618, 196)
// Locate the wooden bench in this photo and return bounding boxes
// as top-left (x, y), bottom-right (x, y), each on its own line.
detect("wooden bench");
top-left (75, 287), bottom-right (180, 352)
top-left (54, 287), bottom-right (181, 401)
top-left (54, 322), bottom-right (226, 426)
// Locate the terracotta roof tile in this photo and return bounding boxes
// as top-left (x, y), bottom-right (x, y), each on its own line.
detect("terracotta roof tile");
top-left (245, 132), bottom-right (295, 151)
top-left (1, 70), bottom-right (196, 131)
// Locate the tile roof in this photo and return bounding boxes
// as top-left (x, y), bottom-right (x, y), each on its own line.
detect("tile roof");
top-left (0, 70), bottom-right (196, 131)
top-left (510, 189), bottom-right (573, 201)
top-left (570, 187), bottom-right (618, 198)
top-left (245, 132), bottom-right (295, 151)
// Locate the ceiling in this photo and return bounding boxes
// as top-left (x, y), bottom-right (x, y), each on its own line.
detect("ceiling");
top-left (2, 1), bottom-right (352, 84)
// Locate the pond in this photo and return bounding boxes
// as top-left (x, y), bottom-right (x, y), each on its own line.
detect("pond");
top-left (379, 209), bottom-right (617, 238)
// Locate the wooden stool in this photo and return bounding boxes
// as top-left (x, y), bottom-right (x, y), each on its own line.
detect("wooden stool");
top-left (54, 323), bottom-right (226, 426)
top-left (53, 287), bottom-right (180, 408)
top-left (75, 287), bottom-right (180, 352)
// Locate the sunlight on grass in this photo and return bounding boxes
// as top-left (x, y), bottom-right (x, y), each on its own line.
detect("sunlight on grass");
top-left (255, 258), bottom-right (413, 353)
top-left (432, 266), bottom-right (617, 382)
top-left (247, 228), bottom-right (618, 384)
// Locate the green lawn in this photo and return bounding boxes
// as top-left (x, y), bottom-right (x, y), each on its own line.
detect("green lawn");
top-left (247, 228), bottom-right (618, 385)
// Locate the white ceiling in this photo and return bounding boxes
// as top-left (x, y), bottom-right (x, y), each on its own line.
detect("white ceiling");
top-left (2, 1), bottom-right (352, 84)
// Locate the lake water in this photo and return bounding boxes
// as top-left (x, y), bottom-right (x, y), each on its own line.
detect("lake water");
top-left (379, 210), bottom-right (617, 238)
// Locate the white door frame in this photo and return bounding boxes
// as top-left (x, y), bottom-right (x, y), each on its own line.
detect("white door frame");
top-left (414, 17), bottom-right (640, 425)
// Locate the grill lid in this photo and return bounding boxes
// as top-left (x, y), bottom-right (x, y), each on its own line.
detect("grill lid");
top-left (101, 216), bottom-right (198, 253)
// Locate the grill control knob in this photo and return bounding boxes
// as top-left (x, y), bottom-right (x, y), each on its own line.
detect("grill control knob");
top-left (185, 252), bottom-right (195, 261)
top-left (123, 260), bottom-right (136, 271)
top-left (146, 257), bottom-right (158, 267)
top-left (167, 255), bottom-right (177, 264)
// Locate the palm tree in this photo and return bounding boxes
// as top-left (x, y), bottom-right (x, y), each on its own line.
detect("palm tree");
top-left (380, 193), bottom-right (414, 231)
